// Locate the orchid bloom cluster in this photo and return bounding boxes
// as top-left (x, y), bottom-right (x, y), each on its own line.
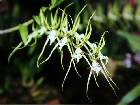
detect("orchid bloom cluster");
top-left (8, 6), bottom-right (117, 101)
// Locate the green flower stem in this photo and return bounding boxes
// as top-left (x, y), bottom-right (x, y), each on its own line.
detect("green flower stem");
top-left (0, 19), bottom-right (33, 35)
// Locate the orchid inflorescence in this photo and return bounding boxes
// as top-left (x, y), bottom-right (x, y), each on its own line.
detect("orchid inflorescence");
top-left (8, 5), bottom-right (117, 101)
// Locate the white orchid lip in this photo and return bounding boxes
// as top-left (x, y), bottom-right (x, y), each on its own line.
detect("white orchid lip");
top-left (25, 31), bottom-right (38, 45)
top-left (73, 48), bottom-right (83, 63)
top-left (58, 37), bottom-right (67, 50)
top-left (87, 41), bottom-right (97, 48)
top-left (75, 32), bottom-right (85, 40)
top-left (38, 26), bottom-right (46, 36)
top-left (48, 30), bottom-right (57, 45)
top-left (91, 61), bottom-right (102, 75)
top-left (98, 52), bottom-right (108, 64)
top-left (100, 54), bottom-right (108, 60)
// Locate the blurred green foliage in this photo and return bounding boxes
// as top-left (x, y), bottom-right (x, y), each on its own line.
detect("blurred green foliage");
top-left (117, 30), bottom-right (140, 53)
top-left (118, 84), bottom-right (140, 105)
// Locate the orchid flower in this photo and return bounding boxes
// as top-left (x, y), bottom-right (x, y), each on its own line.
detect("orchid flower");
top-left (91, 61), bottom-right (102, 75)
top-left (48, 30), bottom-right (57, 45)
top-left (58, 37), bottom-right (67, 50)
top-left (75, 32), bottom-right (84, 40)
top-left (38, 26), bottom-right (46, 35)
top-left (73, 48), bottom-right (83, 63)
top-left (8, 5), bottom-right (117, 102)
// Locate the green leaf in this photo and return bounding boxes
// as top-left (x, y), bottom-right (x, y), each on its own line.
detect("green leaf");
top-left (122, 3), bottom-right (133, 20)
top-left (36, 78), bottom-right (44, 86)
top-left (19, 24), bottom-right (28, 45)
top-left (118, 84), bottom-right (140, 105)
top-left (40, 9), bottom-right (46, 25)
top-left (138, 0), bottom-right (140, 5)
top-left (41, 7), bottom-right (47, 12)
top-left (117, 30), bottom-right (140, 52)
top-left (33, 16), bottom-right (41, 25)
top-left (50, 0), bottom-right (64, 10)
